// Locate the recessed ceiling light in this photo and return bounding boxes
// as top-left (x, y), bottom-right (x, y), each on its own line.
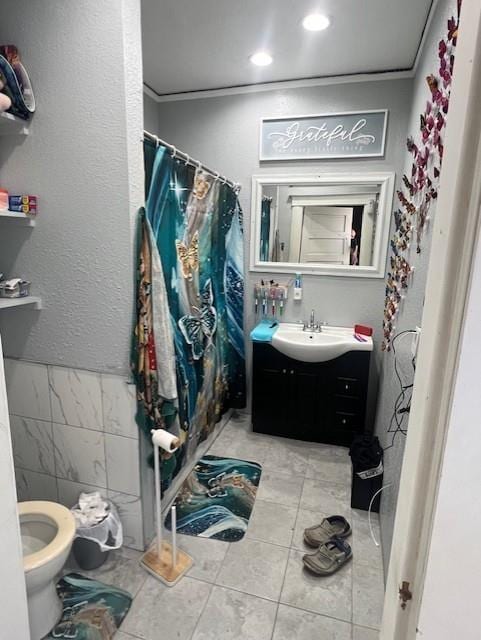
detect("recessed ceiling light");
top-left (302, 13), bottom-right (330, 32)
top-left (249, 51), bottom-right (273, 67)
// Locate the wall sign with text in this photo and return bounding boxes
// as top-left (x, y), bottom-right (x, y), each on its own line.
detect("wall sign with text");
top-left (260, 110), bottom-right (388, 161)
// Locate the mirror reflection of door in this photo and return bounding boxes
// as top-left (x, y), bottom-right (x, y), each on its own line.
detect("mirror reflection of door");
top-left (252, 174), bottom-right (394, 276)
top-left (295, 206), bottom-right (354, 264)
top-left (279, 192), bottom-right (377, 266)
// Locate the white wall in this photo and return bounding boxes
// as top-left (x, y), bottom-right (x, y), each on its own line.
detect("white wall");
top-left (0, 338), bottom-right (29, 640)
top-left (144, 93), bottom-right (160, 134)
top-left (0, 0), bottom-right (143, 376)
top-left (417, 217), bottom-right (481, 638)
top-left (153, 78), bottom-right (412, 415)
top-left (373, 0), bottom-right (459, 569)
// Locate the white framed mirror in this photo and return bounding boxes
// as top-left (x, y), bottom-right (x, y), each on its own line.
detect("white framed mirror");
top-left (250, 172), bottom-right (395, 278)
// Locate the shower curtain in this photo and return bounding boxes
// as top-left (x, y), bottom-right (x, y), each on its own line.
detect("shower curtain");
top-left (259, 196), bottom-right (271, 261)
top-left (133, 143), bottom-right (246, 489)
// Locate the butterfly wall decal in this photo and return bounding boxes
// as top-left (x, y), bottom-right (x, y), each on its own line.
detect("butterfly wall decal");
top-left (397, 190), bottom-right (416, 215)
top-left (178, 279), bottom-right (217, 360)
top-left (176, 231), bottom-right (199, 280)
top-left (402, 175), bottom-right (414, 196)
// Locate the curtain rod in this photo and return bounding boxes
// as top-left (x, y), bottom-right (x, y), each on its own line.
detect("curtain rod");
top-left (143, 129), bottom-right (241, 192)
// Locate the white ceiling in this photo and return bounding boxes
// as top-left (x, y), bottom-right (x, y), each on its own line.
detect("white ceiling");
top-left (142, 0), bottom-right (433, 97)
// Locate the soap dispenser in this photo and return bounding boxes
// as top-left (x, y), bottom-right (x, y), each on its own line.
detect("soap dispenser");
top-left (293, 273), bottom-right (303, 300)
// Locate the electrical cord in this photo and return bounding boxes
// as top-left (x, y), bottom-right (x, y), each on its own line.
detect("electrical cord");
top-left (383, 330), bottom-right (417, 452)
top-left (368, 483), bottom-right (392, 546)
top-left (384, 331), bottom-right (415, 446)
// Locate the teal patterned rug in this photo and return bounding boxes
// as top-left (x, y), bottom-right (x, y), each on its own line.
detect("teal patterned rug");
top-left (45, 573), bottom-right (132, 639)
top-left (165, 455), bottom-right (262, 542)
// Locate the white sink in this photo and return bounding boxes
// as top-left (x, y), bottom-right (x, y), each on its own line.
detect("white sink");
top-left (271, 322), bottom-right (373, 362)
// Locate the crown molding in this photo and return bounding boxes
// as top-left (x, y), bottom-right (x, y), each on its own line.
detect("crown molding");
top-left (144, 69), bottom-right (414, 104)
top-left (412, 0), bottom-right (438, 74)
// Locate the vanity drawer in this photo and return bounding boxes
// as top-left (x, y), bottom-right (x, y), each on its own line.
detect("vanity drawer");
top-left (333, 395), bottom-right (360, 414)
top-left (333, 411), bottom-right (361, 431)
top-left (335, 376), bottom-right (360, 398)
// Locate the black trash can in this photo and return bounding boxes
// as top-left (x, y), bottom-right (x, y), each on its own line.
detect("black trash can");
top-left (71, 514), bottom-right (117, 570)
top-left (72, 536), bottom-right (110, 570)
top-left (349, 435), bottom-right (384, 512)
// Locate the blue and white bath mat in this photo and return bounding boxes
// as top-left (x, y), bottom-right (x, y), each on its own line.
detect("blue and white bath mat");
top-left (165, 455), bottom-right (262, 542)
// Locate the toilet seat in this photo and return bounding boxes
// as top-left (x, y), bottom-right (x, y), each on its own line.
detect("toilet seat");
top-left (19, 501), bottom-right (76, 573)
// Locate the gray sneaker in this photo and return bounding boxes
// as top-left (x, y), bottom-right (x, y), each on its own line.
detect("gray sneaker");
top-left (303, 515), bottom-right (351, 548)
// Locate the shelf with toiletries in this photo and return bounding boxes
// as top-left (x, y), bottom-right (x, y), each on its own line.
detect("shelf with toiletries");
top-left (0, 47), bottom-right (39, 314)
top-left (0, 191), bottom-right (38, 225)
top-left (0, 45), bottom-right (35, 134)
top-left (0, 296), bottom-right (41, 310)
top-left (0, 210), bottom-right (36, 226)
top-left (0, 276), bottom-right (41, 311)
top-left (0, 206), bottom-right (40, 306)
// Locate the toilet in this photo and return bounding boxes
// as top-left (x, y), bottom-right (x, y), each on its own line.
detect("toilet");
top-left (19, 501), bottom-right (76, 640)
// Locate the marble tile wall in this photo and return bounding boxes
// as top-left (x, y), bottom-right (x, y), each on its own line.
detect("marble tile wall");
top-left (4, 358), bottom-right (144, 551)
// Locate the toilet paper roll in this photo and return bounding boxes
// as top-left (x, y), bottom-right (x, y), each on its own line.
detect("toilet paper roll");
top-left (151, 428), bottom-right (180, 452)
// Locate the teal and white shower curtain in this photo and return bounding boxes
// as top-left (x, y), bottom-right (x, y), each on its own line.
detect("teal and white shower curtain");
top-left (133, 143), bottom-right (246, 488)
top-left (259, 196), bottom-right (271, 261)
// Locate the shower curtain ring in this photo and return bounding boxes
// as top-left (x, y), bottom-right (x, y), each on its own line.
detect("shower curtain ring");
top-left (197, 160), bottom-right (202, 172)
top-left (184, 154), bottom-right (190, 165)
top-left (214, 172), bottom-right (220, 182)
top-left (171, 145), bottom-right (177, 157)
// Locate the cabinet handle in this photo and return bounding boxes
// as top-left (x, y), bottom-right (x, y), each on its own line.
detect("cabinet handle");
top-left (290, 370), bottom-right (294, 374)
top-left (342, 418), bottom-right (347, 424)
top-left (282, 369), bottom-right (286, 374)
top-left (345, 384), bottom-right (349, 390)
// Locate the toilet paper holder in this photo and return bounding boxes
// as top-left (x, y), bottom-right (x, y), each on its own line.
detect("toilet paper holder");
top-left (140, 429), bottom-right (193, 586)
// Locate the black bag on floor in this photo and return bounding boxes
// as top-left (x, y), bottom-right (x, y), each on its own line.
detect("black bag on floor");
top-left (349, 435), bottom-right (383, 512)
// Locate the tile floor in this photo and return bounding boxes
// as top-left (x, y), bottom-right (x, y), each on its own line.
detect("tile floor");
top-left (66, 413), bottom-right (384, 639)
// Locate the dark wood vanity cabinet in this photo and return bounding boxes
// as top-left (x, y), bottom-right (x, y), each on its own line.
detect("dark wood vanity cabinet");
top-left (252, 343), bottom-right (370, 446)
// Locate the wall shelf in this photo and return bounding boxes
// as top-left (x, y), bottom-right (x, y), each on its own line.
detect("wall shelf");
top-left (0, 296), bottom-right (41, 310)
top-left (0, 210), bottom-right (36, 226)
top-left (0, 111), bottom-right (29, 135)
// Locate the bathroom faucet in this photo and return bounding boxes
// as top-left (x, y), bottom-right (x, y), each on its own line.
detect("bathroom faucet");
top-left (303, 309), bottom-right (319, 332)
top-left (302, 310), bottom-right (328, 332)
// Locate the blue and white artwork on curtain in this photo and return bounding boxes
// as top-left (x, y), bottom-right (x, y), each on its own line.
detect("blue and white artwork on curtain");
top-left (135, 144), bottom-right (246, 489)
